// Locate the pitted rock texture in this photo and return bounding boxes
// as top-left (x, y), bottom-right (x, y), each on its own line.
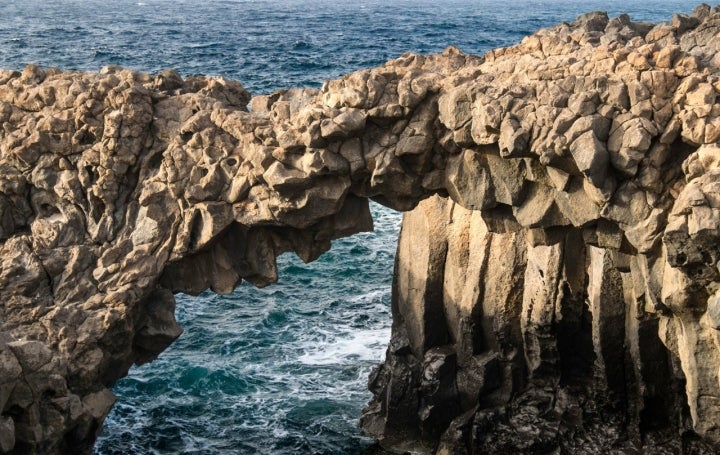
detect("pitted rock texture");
top-left (1, 4), bottom-right (720, 454)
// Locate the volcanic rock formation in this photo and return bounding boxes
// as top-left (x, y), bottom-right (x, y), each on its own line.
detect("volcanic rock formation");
top-left (2, 4), bottom-right (720, 454)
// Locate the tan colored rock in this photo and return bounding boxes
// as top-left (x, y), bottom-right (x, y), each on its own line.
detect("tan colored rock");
top-left (513, 183), bottom-right (567, 228)
top-left (569, 130), bottom-right (609, 186)
top-left (393, 195), bottom-right (450, 357)
top-left (498, 116), bottom-right (530, 157)
top-left (444, 149), bottom-right (495, 210)
top-left (2, 6), bottom-right (720, 455)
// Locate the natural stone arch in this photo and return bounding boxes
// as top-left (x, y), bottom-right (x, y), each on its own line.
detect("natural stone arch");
top-left (2, 5), bottom-right (720, 454)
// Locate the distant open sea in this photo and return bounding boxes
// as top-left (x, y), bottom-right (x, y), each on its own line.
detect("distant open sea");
top-left (0, 0), bottom-right (700, 453)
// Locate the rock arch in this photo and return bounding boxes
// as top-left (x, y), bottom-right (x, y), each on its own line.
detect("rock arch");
top-left (2, 5), bottom-right (720, 453)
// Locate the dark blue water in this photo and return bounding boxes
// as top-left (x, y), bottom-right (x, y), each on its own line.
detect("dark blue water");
top-left (0, 0), bottom-right (700, 94)
top-left (0, 1), bottom-right (699, 453)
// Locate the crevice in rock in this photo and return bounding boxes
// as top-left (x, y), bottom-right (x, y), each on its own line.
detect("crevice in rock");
top-left (3, 5), bottom-right (720, 454)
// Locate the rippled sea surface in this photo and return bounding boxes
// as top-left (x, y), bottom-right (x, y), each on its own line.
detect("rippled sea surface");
top-left (0, 0), bottom-right (699, 453)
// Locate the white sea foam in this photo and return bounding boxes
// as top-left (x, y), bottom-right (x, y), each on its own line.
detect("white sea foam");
top-left (347, 288), bottom-right (387, 304)
top-left (298, 327), bottom-right (390, 366)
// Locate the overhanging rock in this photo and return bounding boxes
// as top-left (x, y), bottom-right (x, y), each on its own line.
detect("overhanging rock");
top-left (1, 4), bottom-right (720, 454)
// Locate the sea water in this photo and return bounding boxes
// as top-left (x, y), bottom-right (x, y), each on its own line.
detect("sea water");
top-left (0, 1), bottom-right (699, 453)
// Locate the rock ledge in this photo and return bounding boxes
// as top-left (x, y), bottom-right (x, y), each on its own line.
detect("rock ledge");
top-left (2, 4), bottom-right (720, 454)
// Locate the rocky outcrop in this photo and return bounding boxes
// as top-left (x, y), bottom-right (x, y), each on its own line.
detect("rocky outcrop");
top-left (358, 6), bottom-right (720, 453)
top-left (362, 194), bottom-right (709, 453)
top-left (2, 4), bottom-right (720, 454)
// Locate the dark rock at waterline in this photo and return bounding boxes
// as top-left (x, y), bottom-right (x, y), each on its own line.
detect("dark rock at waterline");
top-left (2, 3), bottom-right (720, 454)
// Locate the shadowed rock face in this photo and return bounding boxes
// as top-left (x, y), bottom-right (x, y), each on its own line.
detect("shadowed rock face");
top-left (1, 4), bottom-right (720, 454)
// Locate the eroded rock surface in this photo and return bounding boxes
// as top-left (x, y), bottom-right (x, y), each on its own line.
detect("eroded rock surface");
top-left (1, 4), bottom-right (720, 454)
top-left (364, 194), bottom-right (712, 453)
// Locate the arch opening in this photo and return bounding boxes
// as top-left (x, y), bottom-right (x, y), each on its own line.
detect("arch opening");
top-left (94, 202), bottom-right (401, 454)
top-left (4, 6), bottom-right (720, 454)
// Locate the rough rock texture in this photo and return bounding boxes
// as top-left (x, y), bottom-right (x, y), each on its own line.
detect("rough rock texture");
top-left (358, 6), bottom-right (720, 453)
top-left (362, 195), bottom-right (710, 453)
top-left (2, 4), bottom-right (720, 454)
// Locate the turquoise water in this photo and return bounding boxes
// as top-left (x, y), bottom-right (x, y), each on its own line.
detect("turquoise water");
top-left (0, 1), bottom-right (700, 453)
top-left (94, 204), bottom-right (400, 454)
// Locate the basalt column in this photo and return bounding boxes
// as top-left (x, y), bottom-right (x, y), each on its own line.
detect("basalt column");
top-left (4, 4), bottom-right (720, 454)
top-left (361, 195), bottom-right (711, 454)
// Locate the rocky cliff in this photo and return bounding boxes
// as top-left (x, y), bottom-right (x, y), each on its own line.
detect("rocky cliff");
top-left (1, 4), bottom-right (720, 454)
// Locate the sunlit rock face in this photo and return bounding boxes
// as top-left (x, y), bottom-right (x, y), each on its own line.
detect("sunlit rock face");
top-left (2, 4), bottom-right (720, 454)
top-left (364, 195), bottom-right (706, 453)
top-left (360, 5), bottom-right (720, 453)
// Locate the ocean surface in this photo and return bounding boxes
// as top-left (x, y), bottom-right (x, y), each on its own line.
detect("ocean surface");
top-left (0, 0), bottom-right (700, 453)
